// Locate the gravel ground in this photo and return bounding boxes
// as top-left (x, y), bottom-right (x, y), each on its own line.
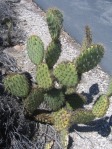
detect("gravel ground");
top-left (1, 0), bottom-right (112, 148)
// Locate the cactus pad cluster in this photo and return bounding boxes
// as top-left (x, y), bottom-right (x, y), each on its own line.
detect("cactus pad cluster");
top-left (2, 7), bottom-right (112, 149)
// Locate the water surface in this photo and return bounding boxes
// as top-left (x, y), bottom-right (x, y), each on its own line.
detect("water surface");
top-left (34, 0), bottom-right (112, 74)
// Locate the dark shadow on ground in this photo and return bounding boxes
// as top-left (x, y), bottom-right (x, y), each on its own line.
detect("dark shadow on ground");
top-left (82, 83), bottom-right (99, 104)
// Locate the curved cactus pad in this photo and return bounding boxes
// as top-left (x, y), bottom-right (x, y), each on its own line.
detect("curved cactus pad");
top-left (75, 44), bottom-right (104, 74)
top-left (52, 108), bottom-right (71, 131)
top-left (3, 74), bottom-right (30, 97)
top-left (24, 88), bottom-right (44, 115)
top-left (46, 8), bottom-right (63, 40)
top-left (71, 109), bottom-right (95, 124)
top-left (27, 35), bottom-right (44, 65)
top-left (44, 88), bottom-right (65, 111)
top-left (36, 63), bottom-right (52, 90)
top-left (45, 40), bottom-right (61, 69)
top-left (92, 95), bottom-right (109, 118)
top-left (53, 62), bottom-right (78, 87)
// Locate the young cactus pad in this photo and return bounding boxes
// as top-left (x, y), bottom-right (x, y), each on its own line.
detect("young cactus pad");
top-left (75, 44), bottom-right (104, 74)
top-left (71, 109), bottom-right (95, 124)
top-left (46, 8), bottom-right (63, 40)
top-left (27, 35), bottom-right (44, 65)
top-left (24, 88), bottom-right (44, 115)
top-left (45, 40), bottom-right (61, 69)
top-left (92, 95), bottom-right (109, 118)
top-left (53, 62), bottom-right (78, 87)
top-left (3, 73), bottom-right (30, 97)
top-left (44, 88), bottom-right (65, 111)
top-left (52, 108), bottom-right (71, 132)
top-left (36, 63), bottom-right (52, 90)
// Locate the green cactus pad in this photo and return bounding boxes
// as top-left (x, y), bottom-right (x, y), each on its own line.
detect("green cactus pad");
top-left (36, 63), bottom-right (52, 90)
top-left (24, 88), bottom-right (44, 115)
top-left (71, 109), bottom-right (95, 124)
top-left (52, 108), bottom-right (71, 131)
top-left (44, 88), bottom-right (65, 111)
top-left (46, 8), bottom-right (63, 40)
top-left (106, 78), bottom-right (112, 98)
top-left (27, 35), bottom-right (44, 65)
top-left (60, 129), bottom-right (68, 149)
top-left (75, 44), bottom-right (104, 74)
top-left (3, 73), bottom-right (31, 97)
top-left (45, 40), bottom-right (61, 69)
top-left (34, 113), bottom-right (54, 124)
top-left (53, 62), bottom-right (78, 87)
top-left (65, 93), bottom-right (87, 111)
top-left (92, 95), bottom-right (109, 118)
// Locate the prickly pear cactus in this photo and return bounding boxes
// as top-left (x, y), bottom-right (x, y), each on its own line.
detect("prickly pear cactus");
top-left (45, 40), bottom-right (61, 69)
top-left (92, 95), bottom-right (109, 118)
top-left (3, 6), bottom-right (112, 149)
top-left (44, 88), bottom-right (65, 111)
top-left (3, 73), bottom-right (31, 97)
top-left (24, 88), bottom-right (44, 115)
top-left (46, 8), bottom-right (63, 40)
top-left (53, 62), bottom-right (78, 87)
top-left (71, 109), bottom-right (95, 124)
top-left (75, 44), bottom-right (104, 74)
top-left (81, 25), bottom-right (92, 51)
top-left (52, 108), bottom-right (71, 132)
top-left (36, 63), bottom-right (52, 90)
top-left (27, 35), bottom-right (44, 65)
